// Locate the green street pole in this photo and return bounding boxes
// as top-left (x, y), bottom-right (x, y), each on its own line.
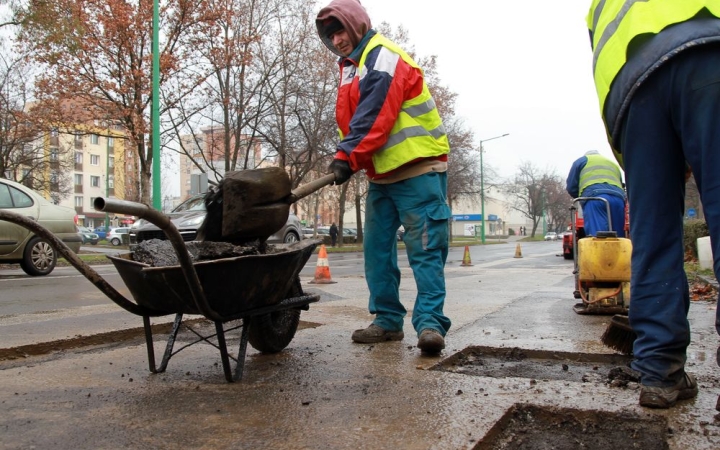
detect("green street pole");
top-left (105, 143), bottom-right (109, 229)
top-left (152, 0), bottom-right (161, 210)
top-left (478, 133), bottom-right (509, 244)
top-left (541, 188), bottom-right (547, 235)
top-left (480, 144), bottom-right (485, 244)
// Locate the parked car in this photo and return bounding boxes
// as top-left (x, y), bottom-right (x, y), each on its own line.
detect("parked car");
top-left (93, 226), bottom-right (110, 240)
top-left (301, 227), bottom-right (315, 239)
top-left (343, 227), bottom-right (358, 243)
top-left (544, 231), bottom-right (558, 241)
top-left (0, 178), bottom-right (81, 276)
top-left (77, 226), bottom-right (99, 245)
top-left (129, 192), bottom-right (303, 248)
top-left (107, 227), bottom-right (130, 246)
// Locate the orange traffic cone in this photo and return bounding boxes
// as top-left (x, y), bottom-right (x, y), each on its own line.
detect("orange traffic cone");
top-left (310, 244), bottom-right (336, 284)
top-left (514, 243), bottom-right (523, 258)
top-left (461, 245), bottom-right (473, 267)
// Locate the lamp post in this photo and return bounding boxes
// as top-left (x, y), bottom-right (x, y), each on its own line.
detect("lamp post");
top-left (479, 133), bottom-right (509, 243)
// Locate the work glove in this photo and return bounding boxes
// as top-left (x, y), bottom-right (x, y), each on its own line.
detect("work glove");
top-left (328, 159), bottom-right (353, 185)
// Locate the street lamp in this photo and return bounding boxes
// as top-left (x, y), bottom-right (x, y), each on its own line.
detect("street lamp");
top-left (479, 133), bottom-right (509, 243)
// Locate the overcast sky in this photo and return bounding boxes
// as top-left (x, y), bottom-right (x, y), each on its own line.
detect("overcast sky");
top-left (352, 0), bottom-right (612, 181)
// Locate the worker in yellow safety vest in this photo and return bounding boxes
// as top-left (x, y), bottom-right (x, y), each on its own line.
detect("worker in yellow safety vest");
top-left (587, 0), bottom-right (720, 410)
top-left (316, 0), bottom-right (451, 354)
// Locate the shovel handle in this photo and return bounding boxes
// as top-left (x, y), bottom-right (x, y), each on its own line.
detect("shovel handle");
top-left (287, 173), bottom-right (337, 203)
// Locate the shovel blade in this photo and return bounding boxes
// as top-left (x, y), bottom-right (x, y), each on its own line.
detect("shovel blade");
top-left (219, 167), bottom-right (292, 240)
top-left (222, 204), bottom-right (290, 241)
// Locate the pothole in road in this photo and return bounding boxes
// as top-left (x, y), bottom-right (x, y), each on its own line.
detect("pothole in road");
top-left (432, 346), bottom-right (634, 383)
top-left (473, 403), bottom-right (669, 449)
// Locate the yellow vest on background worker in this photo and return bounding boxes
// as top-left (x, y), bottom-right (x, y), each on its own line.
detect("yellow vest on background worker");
top-left (579, 154), bottom-right (624, 195)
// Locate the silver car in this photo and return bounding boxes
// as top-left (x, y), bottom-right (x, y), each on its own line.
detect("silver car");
top-left (0, 178), bottom-right (82, 276)
top-left (129, 193), bottom-right (303, 248)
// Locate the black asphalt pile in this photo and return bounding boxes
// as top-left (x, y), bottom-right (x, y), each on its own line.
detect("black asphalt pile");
top-left (131, 239), bottom-right (281, 267)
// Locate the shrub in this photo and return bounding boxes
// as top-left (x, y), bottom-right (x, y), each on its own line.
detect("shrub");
top-left (683, 219), bottom-right (709, 257)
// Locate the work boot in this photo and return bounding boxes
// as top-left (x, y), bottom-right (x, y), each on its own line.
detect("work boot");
top-left (417, 329), bottom-right (445, 354)
top-left (639, 373), bottom-right (698, 409)
top-left (351, 324), bottom-right (404, 344)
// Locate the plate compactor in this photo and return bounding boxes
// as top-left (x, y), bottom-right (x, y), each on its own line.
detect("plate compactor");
top-left (571, 197), bottom-right (632, 315)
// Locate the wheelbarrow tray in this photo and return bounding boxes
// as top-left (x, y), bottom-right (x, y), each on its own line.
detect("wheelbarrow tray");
top-left (107, 240), bottom-right (318, 319)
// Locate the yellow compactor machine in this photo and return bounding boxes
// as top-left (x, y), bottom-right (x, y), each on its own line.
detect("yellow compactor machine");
top-left (571, 197), bottom-right (632, 315)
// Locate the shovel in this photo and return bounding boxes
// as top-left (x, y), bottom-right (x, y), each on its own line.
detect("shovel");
top-left (198, 167), bottom-right (336, 242)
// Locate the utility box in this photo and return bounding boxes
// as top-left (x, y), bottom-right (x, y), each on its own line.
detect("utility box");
top-left (698, 236), bottom-right (713, 270)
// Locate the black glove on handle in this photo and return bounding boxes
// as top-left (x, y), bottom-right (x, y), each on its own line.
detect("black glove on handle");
top-left (328, 159), bottom-right (353, 185)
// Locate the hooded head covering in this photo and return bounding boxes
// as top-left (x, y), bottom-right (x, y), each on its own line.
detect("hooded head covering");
top-left (316, 0), bottom-right (372, 56)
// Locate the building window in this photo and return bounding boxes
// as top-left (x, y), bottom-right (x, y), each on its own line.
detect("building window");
top-left (75, 133), bottom-right (83, 143)
top-left (90, 154), bottom-right (100, 165)
top-left (90, 134), bottom-right (99, 145)
top-left (90, 176), bottom-right (100, 187)
top-left (107, 137), bottom-right (114, 148)
top-left (75, 196), bottom-right (83, 207)
top-left (75, 152), bottom-right (83, 164)
top-left (50, 128), bottom-right (58, 137)
top-left (108, 175), bottom-right (114, 189)
top-left (74, 174), bottom-right (83, 186)
top-left (109, 156), bottom-right (115, 168)
top-left (50, 147), bottom-right (59, 161)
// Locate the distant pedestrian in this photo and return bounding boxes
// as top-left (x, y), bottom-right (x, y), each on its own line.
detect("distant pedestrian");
top-left (329, 223), bottom-right (338, 247)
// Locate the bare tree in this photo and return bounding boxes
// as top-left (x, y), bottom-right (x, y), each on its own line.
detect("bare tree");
top-left (503, 161), bottom-right (566, 237)
top-left (16, 0), bottom-right (209, 205)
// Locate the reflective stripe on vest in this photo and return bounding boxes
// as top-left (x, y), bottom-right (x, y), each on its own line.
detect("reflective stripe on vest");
top-left (587, 0), bottom-right (720, 117)
top-left (357, 34), bottom-right (449, 174)
top-left (579, 154), bottom-right (623, 194)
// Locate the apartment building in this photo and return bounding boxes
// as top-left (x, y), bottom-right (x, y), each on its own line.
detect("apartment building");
top-left (54, 123), bottom-right (135, 229)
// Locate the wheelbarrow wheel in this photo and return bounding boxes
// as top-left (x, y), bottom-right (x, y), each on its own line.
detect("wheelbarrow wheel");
top-left (247, 277), bottom-right (302, 353)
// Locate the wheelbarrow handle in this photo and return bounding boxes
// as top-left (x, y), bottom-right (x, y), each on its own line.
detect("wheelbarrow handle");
top-left (287, 173), bottom-right (336, 203)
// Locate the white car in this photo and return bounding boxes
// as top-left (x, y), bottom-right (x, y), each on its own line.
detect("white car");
top-left (107, 227), bottom-right (130, 246)
top-left (544, 232), bottom-right (558, 241)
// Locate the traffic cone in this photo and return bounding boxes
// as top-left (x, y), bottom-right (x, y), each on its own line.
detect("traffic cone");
top-left (514, 243), bottom-right (523, 258)
top-left (461, 245), bottom-right (473, 266)
top-left (310, 244), bottom-right (336, 284)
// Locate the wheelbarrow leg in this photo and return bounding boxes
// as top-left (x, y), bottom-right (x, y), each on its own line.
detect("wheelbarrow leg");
top-left (142, 316), bottom-right (156, 373)
top-left (158, 314), bottom-right (184, 372)
top-left (143, 314), bottom-right (183, 374)
top-left (234, 317), bottom-right (251, 382)
top-left (215, 321), bottom-right (234, 382)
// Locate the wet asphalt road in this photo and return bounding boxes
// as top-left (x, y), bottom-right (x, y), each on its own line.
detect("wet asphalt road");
top-left (0, 239), bottom-right (719, 449)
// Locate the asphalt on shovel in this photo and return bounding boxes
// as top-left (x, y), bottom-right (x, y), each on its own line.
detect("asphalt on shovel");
top-left (197, 167), bottom-right (336, 243)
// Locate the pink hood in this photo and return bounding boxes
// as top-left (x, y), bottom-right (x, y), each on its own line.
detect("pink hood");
top-left (316, 0), bottom-right (372, 56)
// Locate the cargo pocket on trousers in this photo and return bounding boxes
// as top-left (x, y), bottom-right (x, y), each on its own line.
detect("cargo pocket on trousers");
top-left (424, 203), bottom-right (451, 250)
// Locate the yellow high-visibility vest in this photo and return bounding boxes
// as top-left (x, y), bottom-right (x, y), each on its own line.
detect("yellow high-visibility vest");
top-left (588, 0), bottom-right (720, 115)
top-left (355, 34), bottom-right (450, 174)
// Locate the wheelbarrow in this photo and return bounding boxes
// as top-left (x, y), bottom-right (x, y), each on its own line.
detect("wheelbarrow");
top-left (0, 198), bottom-right (321, 382)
